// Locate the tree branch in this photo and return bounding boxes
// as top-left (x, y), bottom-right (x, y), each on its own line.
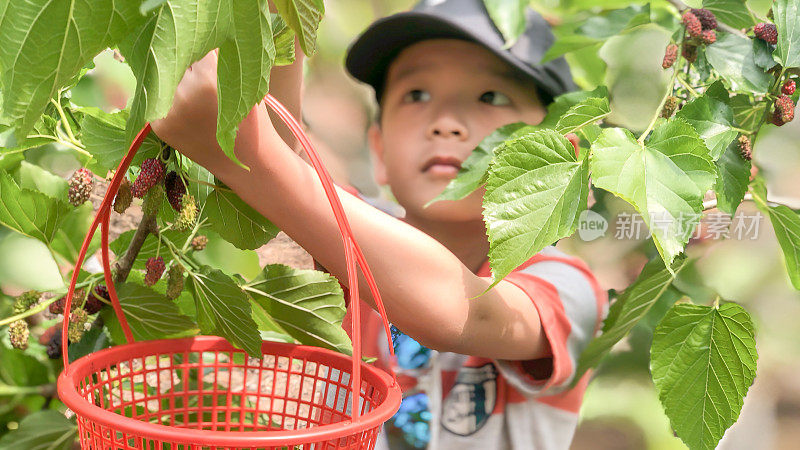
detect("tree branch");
top-left (113, 212), bottom-right (157, 284)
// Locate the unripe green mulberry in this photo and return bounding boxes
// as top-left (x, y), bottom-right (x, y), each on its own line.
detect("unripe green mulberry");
top-left (175, 194), bottom-right (197, 231)
top-left (142, 183), bottom-right (165, 216)
top-left (68, 309), bottom-right (89, 342)
top-left (661, 96), bottom-right (679, 118)
top-left (114, 178), bottom-right (133, 214)
top-left (8, 320), bottom-right (29, 350)
top-left (191, 235), bottom-right (208, 251)
top-left (166, 265), bottom-right (185, 300)
top-left (13, 290), bottom-right (40, 314)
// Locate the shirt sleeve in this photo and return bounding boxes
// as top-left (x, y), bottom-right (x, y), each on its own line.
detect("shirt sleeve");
top-left (494, 252), bottom-right (608, 397)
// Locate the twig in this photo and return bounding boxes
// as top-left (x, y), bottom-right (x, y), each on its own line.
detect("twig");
top-left (113, 212), bottom-right (158, 283)
top-left (702, 192), bottom-right (800, 211)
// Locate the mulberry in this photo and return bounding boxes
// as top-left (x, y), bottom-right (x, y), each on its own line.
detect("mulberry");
top-left (114, 178), bottom-right (133, 214)
top-left (8, 320), bottom-right (29, 350)
top-left (142, 183), bottom-right (165, 216)
top-left (145, 256), bottom-right (166, 286)
top-left (690, 8), bottom-right (717, 30)
top-left (782, 79), bottom-right (796, 96)
top-left (681, 42), bottom-right (698, 63)
top-left (49, 289), bottom-right (85, 315)
top-left (84, 285), bottom-right (109, 314)
top-left (45, 328), bottom-right (63, 359)
top-left (191, 235), bottom-right (208, 251)
top-left (662, 96), bottom-right (680, 118)
top-left (13, 290), bottom-right (40, 314)
top-left (68, 309), bottom-right (88, 343)
top-left (774, 94), bottom-right (795, 125)
top-left (175, 194), bottom-right (197, 231)
top-left (737, 135), bottom-right (752, 161)
top-left (662, 44), bottom-right (678, 69)
top-left (754, 22), bottom-right (778, 45)
top-left (131, 158), bottom-right (165, 198)
top-left (68, 168), bottom-right (93, 207)
top-left (701, 29), bottom-right (716, 45)
top-left (164, 171), bottom-right (186, 211)
top-left (682, 11), bottom-right (703, 38)
top-left (166, 265), bottom-right (185, 300)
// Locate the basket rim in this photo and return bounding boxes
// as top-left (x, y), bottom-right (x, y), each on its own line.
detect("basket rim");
top-left (57, 336), bottom-right (402, 445)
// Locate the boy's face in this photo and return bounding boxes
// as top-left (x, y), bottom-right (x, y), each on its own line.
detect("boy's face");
top-left (368, 39), bottom-right (547, 224)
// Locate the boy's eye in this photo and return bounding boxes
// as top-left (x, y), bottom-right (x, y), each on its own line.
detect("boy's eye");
top-left (402, 89), bottom-right (430, 103)
top-left (479, 91), bottom-right (511, 106)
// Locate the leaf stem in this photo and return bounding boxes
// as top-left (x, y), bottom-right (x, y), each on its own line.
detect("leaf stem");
top-left (752, 68), bottom-right (786, 148)
top-left (638, 51), bottom-right (683, 143)
top-left (702, 192), bottom-right (797, 211)
top-left (0, 276), bottom-right (102, 327)
top-left (676, 75), bottom-right (699, 98)
top-left (0, 382), bottom-right (56, 397)
top-left (50, 98), bottom-right (78, 144)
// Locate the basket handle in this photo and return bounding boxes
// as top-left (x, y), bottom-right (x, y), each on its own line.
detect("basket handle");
top-left (61, 95), bottom-right (398, 421)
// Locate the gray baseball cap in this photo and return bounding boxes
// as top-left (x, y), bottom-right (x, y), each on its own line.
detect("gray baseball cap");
top-left (344, 0), bottom-right (576, 105)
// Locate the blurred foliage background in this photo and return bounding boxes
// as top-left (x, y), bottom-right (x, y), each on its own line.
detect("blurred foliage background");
top-left (2, 0), bottom-right (799, 448)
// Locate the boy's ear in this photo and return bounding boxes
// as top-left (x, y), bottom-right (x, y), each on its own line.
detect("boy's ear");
top-left (367, 122), bottom-right (388, 186)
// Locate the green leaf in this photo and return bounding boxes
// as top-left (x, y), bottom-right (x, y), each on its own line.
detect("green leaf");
top-left (121, 1), bottom-right (233, 140)
top-left (702, 0), bottom-right (756, 29)
top-left (0, 340), bottom-right (51, 386)
top-left (426, 122), bottom-right (533, 205)
top-left (109, 228), bottom-right (191, 271)
top-left (555, 97), bottom-right (611, 135)
top-left (714, 140), bottom-right (751, 215)
top-left (271, 14), bottom-right (296, 66)
top-left (576, 5), bottom-right (651, 39)
top-left (101, 282), bottom-right (198, 343)
top-left (574, 255), bottom-right (688, 384)
top-left (50, 202), bottom-right (99, 263)
top-left (483, 0), bottom-right (528, 47)
top-left (484, 129), bottom-right (589, 285)
top-left (774, 0), bottom-right (800, 69)
top-left (187, 266), bottom-right (262, 356)
top-left (216, 0), bottom-right (274, 170)
top-left (751, 180), bottom-right (800, 290)
top-left (675, 88), bottom-right (738, 160)
top-left (729, 94), bottom-right (767, 133)
top-left (80, 107), bottom-right (161, 172)
top-left (0, 410), bottom-right (76, 450)
top-left (246, 264), bottom-right (352, 354)
top-left (205, 186), bottom-right (280, 250)
top-left (540, 86), bottom-right (609, 129)
top-left (192, 230), bottom-right (262, 280)
top-left (0, 233), bottom-right (64, 291)
top-left (272, 0), bottom-right (324, 56)
top-left (651, 302), bottom-right (758, 450)
top-left (540, 35), bottom-right (601, 64)
top-left (67, 325), bottom-right (111, 363)
top-left (0, 170), bottom-right (71, 243)
top-left (0, 0), bottom-right (145, 139)
top-left (752, 38), bottom-right (778, 71)
top-left (590, 121), bottom-right (716, 270)
top-left (705, 32), bottom-right (773, 94)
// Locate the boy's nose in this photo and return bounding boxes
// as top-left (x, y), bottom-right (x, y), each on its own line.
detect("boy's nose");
top-left (426, 117), bottom-right (468, 140)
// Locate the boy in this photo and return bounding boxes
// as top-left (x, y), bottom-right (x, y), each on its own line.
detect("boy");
top-left (153, 1), bottom-right (608, 448)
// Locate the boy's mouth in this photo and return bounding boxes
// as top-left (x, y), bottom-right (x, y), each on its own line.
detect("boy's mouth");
top-left (422, 155), bottom-right (463, 175)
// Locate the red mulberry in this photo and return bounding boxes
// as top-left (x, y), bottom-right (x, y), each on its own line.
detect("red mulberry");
top-left (737, 135), bottom-right (752, 161)
top-left (773, 95), bottom-right (795, 125)
top-left (690, 8), bottom-right (717, 30)
top-left (164, 171), bottom-right (186, 211)
top-left (114, 178), bottom-right (133, 214)
top-left (145, 256), bottom-right (166, 286)
top-left (782, 79), bottom-right (796, 96)
top-left (131, 158), bottom-right (165, 198)
top-left (68, 168), bottom-right (93, 207)
top-left (701, 29), bottom-right (716, 45)
top-left (682, 11), bottom-right (703, 38)
top-left (84, 285), bottom-right (109, 314)
top-left (754, 22), bottom-right (778, 45)
top-left (682, 42), bottom-right (698, 63)
top-left (662, 44), bottom-right (678, 69)
top-left (49, 289), bottom-right (85, 315)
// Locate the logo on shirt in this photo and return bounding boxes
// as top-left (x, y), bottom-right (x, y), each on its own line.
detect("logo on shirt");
top-left (441, 364), bottom-right (498, 436)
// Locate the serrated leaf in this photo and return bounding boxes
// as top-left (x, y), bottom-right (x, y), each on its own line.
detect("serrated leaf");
top-left (651, 302), bottom-right (758, 450)
top-left (121, 1), bottom-right (233, 140)
top-left (751, 180), bottom-right (800, 290)
top-left (540, 86), bottom-right (609, 129)
top-left (246, 264), bottom-right (352, 354)
top-left (80, 107), bottom-right (161, 172)
top-left (702, 0), bottom-right (756, 29)
top-left (714, 140), bottom-right (751, 215)
top-left (0, 410), bottom-right (76, 450)
top-left (426, 122), bottom-right (533, 205)
top-left (205, 186), bottom-right (279, 250)
top-left (483, 0), bottom-right (527, 48)
top-left (484, 129), bottom-right (589, 285)
top-left (272, 14), bottom-right (296, 65)
top-left (729, 94), bottom-right (766, 133)
top-left (216, 0), bottom-right (274, 170)
top-left (555, 97), bottom-right (611, 135)
top-left (187, 266), bottom-right (262, 356)
top-left (774, 0), bottom-right (800, 69)
top-left (100, 282), bottom-right (198, 343)
top-left (675, 89), bottom-right (738, 160)
top-left (590, 121), bottom-right (716, 270)
top-left (0, 0), bottom-right (145, 139)
top-left (0, 170), bottom-right (71, 243)
top-left (272, 0), bottom-right (324, 56)
top-left (705, 32), bottom-right (772, 94)
top-left (16, 161), bottom-right (68, 198)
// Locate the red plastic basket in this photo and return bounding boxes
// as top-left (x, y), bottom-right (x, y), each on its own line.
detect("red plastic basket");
top-left (56, 94), bottom-right (402, 449)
